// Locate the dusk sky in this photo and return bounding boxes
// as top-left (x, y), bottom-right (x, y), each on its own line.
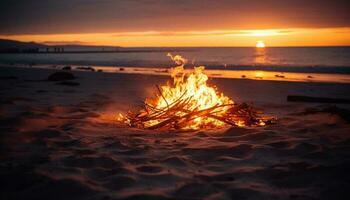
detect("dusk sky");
top-left (1, 0), bottom-right (350, 46)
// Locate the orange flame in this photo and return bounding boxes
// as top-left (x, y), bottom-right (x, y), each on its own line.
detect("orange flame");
top-left (141, 53), bottom-right (235, 129)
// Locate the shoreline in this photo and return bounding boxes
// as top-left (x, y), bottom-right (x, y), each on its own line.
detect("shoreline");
top-left (2, 63), bottom-right (350, 84)
top-left (1, 65), bottom-right (349, 107)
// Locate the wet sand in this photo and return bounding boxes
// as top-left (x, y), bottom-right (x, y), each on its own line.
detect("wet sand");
top-left (3, 63), bottom-right (350, 84)
top-left (1, 66), bottom-right (350, 200)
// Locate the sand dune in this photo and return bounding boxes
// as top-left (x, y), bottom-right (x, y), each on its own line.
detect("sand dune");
top-left (1, 66), bottom-right (350, 200)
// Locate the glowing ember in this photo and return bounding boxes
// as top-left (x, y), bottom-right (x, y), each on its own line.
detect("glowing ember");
top-left (118, 54), bottom-right (272, 130)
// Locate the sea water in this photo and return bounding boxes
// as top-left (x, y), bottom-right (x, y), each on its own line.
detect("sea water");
top-left (1, 47), bottom-right (350, 74)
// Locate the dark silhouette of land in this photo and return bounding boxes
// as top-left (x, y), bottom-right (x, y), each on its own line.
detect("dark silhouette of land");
top-left (0, 39), bottom-right (46, 53)
top-left (0, 39), bottom-right (186, 54)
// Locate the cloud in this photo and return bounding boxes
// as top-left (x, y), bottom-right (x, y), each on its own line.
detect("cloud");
top-left (0, 0), bottom-right (349, 35)
top-left (111, 29), bottom-right (296, 37)
top-left (41, 40), bottom-right (87, 45)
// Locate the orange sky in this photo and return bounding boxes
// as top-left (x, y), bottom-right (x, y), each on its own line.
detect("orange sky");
top-left (1, 0), bottom-right (349, 47)
top-left (1, 28), bottom-right (350, 47)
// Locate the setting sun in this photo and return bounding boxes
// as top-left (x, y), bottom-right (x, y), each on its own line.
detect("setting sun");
top-left (256, 41), bottom-right (266, 48)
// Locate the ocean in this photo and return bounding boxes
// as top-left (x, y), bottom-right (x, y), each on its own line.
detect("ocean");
top-left (1, 47), bottom-right (350, 74)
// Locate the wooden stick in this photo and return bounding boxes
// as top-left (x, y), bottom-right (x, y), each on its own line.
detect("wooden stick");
top-left (156, 85), bottom-right (170, 110)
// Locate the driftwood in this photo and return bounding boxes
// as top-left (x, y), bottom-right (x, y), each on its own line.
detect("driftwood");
top-left (287, 95), bottom-right (350, 104)
top-left (120, 86), bottom-right (274, 131)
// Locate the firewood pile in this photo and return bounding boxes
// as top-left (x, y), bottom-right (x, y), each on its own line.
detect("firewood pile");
top-left (118, 87), bottom-right (273, 131)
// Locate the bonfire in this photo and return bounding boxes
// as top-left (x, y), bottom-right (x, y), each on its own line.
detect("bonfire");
top-left (117, 54), bottom-right (273, 131)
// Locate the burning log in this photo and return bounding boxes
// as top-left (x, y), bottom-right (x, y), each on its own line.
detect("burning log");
top-left (117, 54), bottom-right (274, 131)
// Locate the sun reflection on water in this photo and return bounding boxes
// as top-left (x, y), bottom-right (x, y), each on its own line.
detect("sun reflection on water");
top-left (254, 47), bottom-right (267, 65)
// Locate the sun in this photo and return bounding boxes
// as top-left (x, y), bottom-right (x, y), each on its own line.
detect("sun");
top-left (256, 41), bottom-right (265, 48)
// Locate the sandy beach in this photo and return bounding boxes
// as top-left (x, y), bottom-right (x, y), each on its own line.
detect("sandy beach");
top-left (1, 66), bottom-right (350, 200)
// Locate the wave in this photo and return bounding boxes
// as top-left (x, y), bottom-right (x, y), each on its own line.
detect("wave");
top-left (1, 59), bottom-right (350, 74)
